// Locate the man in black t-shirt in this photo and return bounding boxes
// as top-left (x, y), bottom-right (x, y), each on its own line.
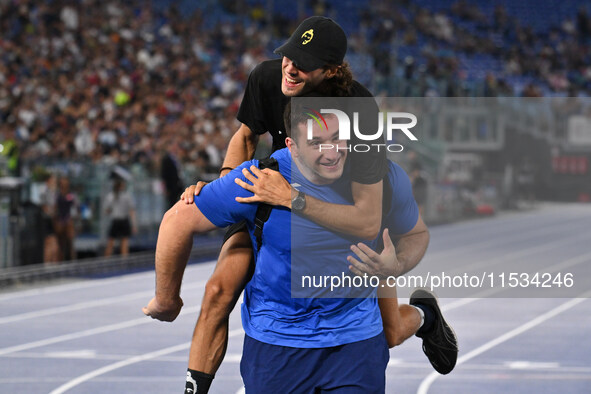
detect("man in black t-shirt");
top-left (146, 17), bottom-right (388, 394)
top-left (236, 59), bottom-right (384, 182)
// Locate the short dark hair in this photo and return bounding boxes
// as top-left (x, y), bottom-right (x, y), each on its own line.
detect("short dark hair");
top-left (283, 99), bottom-right (309, 141)
top-left (283, 96), bottom-right (339, 143)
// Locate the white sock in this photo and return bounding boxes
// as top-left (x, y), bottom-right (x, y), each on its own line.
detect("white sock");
top-left (412, 305), bottom-right (425, 329)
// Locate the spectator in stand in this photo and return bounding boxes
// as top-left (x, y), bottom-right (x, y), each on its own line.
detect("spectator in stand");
top-left (521, 83), bottom-right (543, 97)
top-left (54, 176), bottom-right (78, 261)
top-left (160, 142), bottom-right (184, 209)
top-left (41, 174), bottom-right (60, 264)
top-left (104, 177), bottom-right (137, 257)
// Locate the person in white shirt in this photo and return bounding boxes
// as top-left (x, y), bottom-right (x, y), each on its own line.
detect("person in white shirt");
top-left (104, 177), bottom-right (137, 256)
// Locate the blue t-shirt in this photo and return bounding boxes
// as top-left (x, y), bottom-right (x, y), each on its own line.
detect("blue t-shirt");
top-left (195, 149), bottom-right (417, 348)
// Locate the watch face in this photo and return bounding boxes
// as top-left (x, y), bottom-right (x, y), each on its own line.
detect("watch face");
top-left (292, 191), bottom-right (306, 211)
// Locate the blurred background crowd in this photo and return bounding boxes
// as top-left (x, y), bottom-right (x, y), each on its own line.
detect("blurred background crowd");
top-left (1, 0), bottom-right (590, 264)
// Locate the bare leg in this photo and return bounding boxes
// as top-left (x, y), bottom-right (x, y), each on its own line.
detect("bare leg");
top-left (121, 237), bottom-right (129, 256)
top-left (66, 220), bottom-right (76, 260)
top-left (44, 235), bottom-right (59, 264)
top-left (105, 238), bottom-right (114, 257)
top-left (188, 230), bottom-right (254, 374)
top-left (54, 222), bottom-right (65, 261)
top-left (378, 285), bottom-right (421, 347)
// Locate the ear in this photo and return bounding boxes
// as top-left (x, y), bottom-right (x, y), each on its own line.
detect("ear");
top-left (286, 137), bottom-right (298, 157)
top-left (324, 65), bottom-right (339, 79)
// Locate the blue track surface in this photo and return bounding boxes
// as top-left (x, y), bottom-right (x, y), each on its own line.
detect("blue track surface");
top-left (1, 203), bottom-right (590, 393)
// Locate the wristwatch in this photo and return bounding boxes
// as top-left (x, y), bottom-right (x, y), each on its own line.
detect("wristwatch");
top-left (291, 190), bottom-right (306, 212)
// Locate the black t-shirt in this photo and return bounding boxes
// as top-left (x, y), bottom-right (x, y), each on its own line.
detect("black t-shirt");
top-left (237, 59), bottom-right (290, 152)
top-left (237, 58), bottom-right (386, 184)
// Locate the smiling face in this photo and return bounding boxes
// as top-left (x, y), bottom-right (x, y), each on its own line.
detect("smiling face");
top-left (287, 115), bottom-right (347, 185)
top-left (280, 57), bottom-right (330, 97)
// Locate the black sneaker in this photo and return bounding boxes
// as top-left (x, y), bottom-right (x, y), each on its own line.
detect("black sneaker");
top-left (410, 288), bottom-right (458, 374)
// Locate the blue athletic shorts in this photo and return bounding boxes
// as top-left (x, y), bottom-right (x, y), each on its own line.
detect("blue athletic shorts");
top-left (240, 332), bottom-right (389, 393)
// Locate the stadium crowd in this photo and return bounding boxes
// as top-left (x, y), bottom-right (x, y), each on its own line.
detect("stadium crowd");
top-left (0, 0), bottom-right (268, 179)
top-left (359, 0), bottom-right (591, 97)
top-left (1, 0), bottom-right (590, 178)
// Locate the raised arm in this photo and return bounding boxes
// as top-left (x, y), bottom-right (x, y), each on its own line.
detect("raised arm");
top-left (235, 165), bottom-right (381, 240)
top-left (220, 123), bottom-right (259, 176)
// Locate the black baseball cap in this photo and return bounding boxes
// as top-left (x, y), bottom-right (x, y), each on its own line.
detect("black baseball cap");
top-left (274, 16), bottom-right (347, 71)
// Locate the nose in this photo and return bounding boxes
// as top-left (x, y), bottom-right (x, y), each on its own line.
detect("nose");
top-left (322, 145), bottom-right (340, 162)
top-left (284, 57), bottom-right (299, 76)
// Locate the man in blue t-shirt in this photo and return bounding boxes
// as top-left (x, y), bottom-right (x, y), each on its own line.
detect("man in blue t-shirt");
top-left (145, 112), bottom-right (391, 392)
top-left (143, 105), bottom-right (458, 392)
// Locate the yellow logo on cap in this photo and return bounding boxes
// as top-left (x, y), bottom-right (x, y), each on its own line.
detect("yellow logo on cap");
top-left (301, 29), bottom-right (314, 45)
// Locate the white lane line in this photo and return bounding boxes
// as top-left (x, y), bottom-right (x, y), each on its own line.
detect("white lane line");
top-left (408, 248), bottom-right (591, 312)
top-left (416, 294), bottom-right (590, 394)
top-left (2, 351), bottom-right (184, 362)
top-left (0, 376), bottom-right (187, 383)
top-left (403, 233), bottom-right (591, 302)
top-left (48, 342), bottom-right (192, 394)
top-left (444, 230), bottom-right (591, 277)
top-left (426, 207), bottom-right (589, 249)
top-left (540, 250), bottom-right (591, 276)
top-left (0, 305), bottom-right (201, 357)
top-left (427, 206), bottom-right (571, 237)
top-left (426, 218), bottom-right (587, 261)
top-left (0, 291), bottom-right (151, 325)
top-left (439, 249), bottom-right (591, 302)
top-left (0, 279), bottom-right (206, 325)
top-left (48, 327), bottom-right (245, 393)
top-left (0, 271), bottom-right (156, 302)
top-left (0, 260), bottom-right (216, 302)
top-left (504, 361), bottom-right (559, 369)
